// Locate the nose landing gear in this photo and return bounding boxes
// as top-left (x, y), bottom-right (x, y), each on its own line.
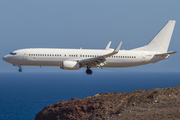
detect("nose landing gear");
top-left (13, 64), bottom-right (22, 72)
top-left (86, 67), bottom-right (92, 75)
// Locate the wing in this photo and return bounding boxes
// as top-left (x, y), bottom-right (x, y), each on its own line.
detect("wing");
top-left (79, 42), bottom-right (122, 67)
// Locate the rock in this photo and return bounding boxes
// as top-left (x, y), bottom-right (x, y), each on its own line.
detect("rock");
top-left (71, 98), bottom-right (79, 100)
top-left (132, 102), bottom-right (136, 106)
top-left (94, 94), bottom-right (100, 97)
top-left (154, 100), bottom-right (158, 103)
top-left (35, 85), bottom-right (180, 120)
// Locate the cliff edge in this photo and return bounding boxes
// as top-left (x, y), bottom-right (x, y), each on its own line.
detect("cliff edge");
top-left (35, 85), bottom-right (180, 120)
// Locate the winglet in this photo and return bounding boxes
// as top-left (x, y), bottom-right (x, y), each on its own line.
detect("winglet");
top-left (113, 42), bottom-right (122, 53)
top-left (105, 41), bottom-right (112, 50)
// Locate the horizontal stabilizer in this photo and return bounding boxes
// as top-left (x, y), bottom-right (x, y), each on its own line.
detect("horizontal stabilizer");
top-left (155, 51), bottom-right (177, 56)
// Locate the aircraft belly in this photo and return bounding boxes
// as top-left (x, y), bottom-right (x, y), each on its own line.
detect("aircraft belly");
top-left (105, 62), bottom-right (139, 67)
top-left (105, 58), bottom-right (145, 68)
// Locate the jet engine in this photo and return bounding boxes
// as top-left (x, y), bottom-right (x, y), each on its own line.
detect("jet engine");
top-left (61, 61), bottom-right (80, 70)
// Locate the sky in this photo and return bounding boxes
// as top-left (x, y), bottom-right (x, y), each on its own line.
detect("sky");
top-left (0, 0), bottom-right (180, 73)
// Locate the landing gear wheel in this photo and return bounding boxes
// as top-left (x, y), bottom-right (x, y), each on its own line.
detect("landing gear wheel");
top-left (86, 69), bottom-right (92, 75)
top-left (18, 69), bottom-right (22, 72)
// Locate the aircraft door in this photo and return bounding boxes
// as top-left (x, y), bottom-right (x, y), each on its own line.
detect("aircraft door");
top-left (23, 51), bottom-right (27, 60)
top-left (141, 53), bottom-right (145, 62)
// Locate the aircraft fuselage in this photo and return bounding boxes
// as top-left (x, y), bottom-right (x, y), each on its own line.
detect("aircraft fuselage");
top-left (3, 48), bottom-right (167, 68)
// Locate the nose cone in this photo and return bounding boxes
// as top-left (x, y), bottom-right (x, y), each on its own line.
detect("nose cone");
top-left (2, 55), bottom-right (9, 62)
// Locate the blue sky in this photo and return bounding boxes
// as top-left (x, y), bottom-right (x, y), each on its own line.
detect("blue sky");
top-left (1, 0), bottom-right (180, 73)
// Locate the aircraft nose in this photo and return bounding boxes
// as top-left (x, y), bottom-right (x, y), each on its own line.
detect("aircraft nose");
top-left (2, 56), bottom-right (6, 61)
top-left (2, 56), bottom-right (9, 62)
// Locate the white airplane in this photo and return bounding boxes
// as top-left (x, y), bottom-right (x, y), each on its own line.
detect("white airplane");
top-left (3, 20), bottom-right (177, 74)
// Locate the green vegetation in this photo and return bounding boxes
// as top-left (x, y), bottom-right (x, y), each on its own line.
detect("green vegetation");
top-left (142, 99), bottom-right (147, 102)
top-left (163, 98), bottom-right (168, 101)
top-left (163, 97), bottom-right (179, 101)
top-left (170, 97), bottom-right (179, 101)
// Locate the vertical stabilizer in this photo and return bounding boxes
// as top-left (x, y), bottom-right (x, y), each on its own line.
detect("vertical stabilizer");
top-left (133, 20), bottom-right (176, 52)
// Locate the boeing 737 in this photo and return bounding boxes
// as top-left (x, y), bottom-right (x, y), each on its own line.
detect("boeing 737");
top-left (3, 20), bottom-right (177, 74)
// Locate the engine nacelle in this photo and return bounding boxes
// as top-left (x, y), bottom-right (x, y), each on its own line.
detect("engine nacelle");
top-left (61, 61), bottom-right (80, 70)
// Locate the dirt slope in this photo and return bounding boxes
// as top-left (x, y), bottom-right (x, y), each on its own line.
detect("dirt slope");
top-left (35, 85), bottom-right (180, 120)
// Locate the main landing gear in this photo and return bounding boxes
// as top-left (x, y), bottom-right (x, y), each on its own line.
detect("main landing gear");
top-left (86, 67), bottom-right (92, 75)
top-left (18, 68), bottom-right (22, 72)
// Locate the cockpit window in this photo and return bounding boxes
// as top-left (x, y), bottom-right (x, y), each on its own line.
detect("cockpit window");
top-left (9, 52), bottom-right (17, 55)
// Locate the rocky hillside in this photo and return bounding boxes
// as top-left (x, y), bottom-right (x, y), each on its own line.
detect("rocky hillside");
top-left (35, 85), bottom-right (180, 120)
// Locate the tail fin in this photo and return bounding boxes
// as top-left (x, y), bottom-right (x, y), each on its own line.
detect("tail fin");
top-left (133, 20), bottom-right (176, 52)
